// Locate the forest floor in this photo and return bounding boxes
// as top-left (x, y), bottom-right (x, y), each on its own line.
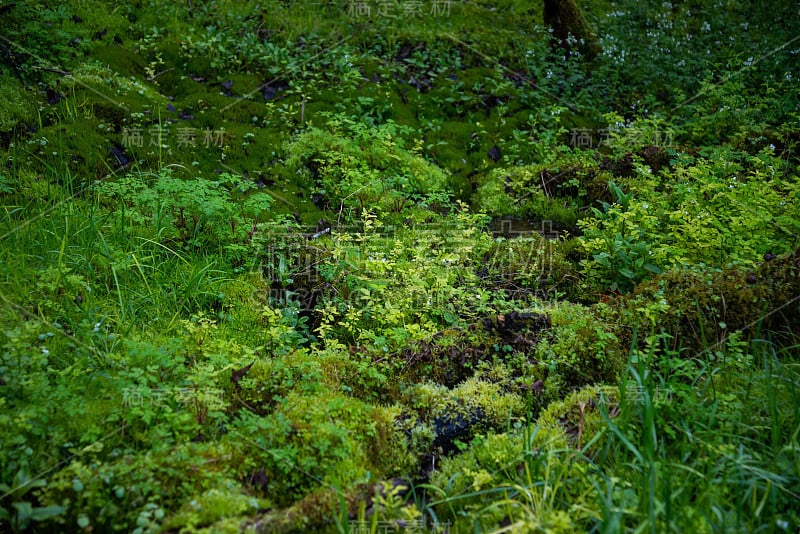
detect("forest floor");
top-left (1, 1), bottom-right (799, 532)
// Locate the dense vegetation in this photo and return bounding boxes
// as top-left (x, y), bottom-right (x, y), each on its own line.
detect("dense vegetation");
top-left (1, 0), bottom-right (799, 532)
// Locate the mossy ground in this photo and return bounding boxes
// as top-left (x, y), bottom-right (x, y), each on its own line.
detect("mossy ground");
top-left (1, 0), bottom-right (799, 532)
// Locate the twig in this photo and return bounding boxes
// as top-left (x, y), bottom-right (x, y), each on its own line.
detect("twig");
top-left (33, 65), bottom-right (71, 76)
top-left (148, 67), bottom-right (174, 82)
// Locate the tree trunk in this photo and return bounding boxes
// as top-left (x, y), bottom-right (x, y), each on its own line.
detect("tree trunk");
top-left (543, 0), bottom-right (601, 59)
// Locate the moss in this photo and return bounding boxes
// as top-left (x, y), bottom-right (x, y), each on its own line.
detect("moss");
top-left (0, 78), bottom-right (36, 133)
top-left (366, 404), bottom-right (416, 474)
top-left (479, 233), bottom-right (580, 300)
top-left (41, 442), bottom-right (236, 532)
top-left (473, 162), bottom-right (610, 226)
top-left (235, 352), bottom-right (324, 413)
top-left (429, 426), bottom-right (569, 488)
top-left (452, 376), bottom-right (526, 424)
top-left (250, 476), bottom-right (420, 534)
top-left (220, 271), bottom-right (271, 306)
top-left (315, 348), bottom-right (392, 401)
top-left (534, 302), bottom-right (625, 390)
top-left (426, 427), bottom-right (578, 532)
top-left (397, 377), bottom-right (525, 459)
top-left (536, 384), bottom-right (619, 451)
top-left (92, 101), bottom-right (129, 132)
top-left (249, 487), bottom-right (339, 533)
top-left (620, 250), bottom-right (800, 352)
top-left (388, 314), bottom-right (551, 389)
top-left (543, 0), bottom-right (602, 59)
top-left (231, 386), bottom-right (414, 508)
top-left (282, 121), bottom-right (449, 216)
top-left (162, 485), bottom-right (267, 532)
top-left (89, 45), bottom-right (147, 78)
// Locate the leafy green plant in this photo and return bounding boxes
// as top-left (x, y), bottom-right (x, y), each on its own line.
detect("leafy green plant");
top-left (0, 469), bottom-right (65, 533)
top-left (0, 0), bottom-right (798, 531)
top-left (97, 169), bottom-right (273, 268)
top-left (315, 205), bottom-right (495, 352)
top-left (284, 115), bottom-right (449, 216)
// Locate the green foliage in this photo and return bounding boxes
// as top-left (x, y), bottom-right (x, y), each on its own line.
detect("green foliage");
top-left (0, 469), bottom-right (65, 533)
top-left (229, 391), bottom-right (412, 507)
top-left (316, 205), bottom-right (494, 352)
top-left (579, 152), bottom-right (800, 293)
top-left (0, 80), bottom-right (36, 133)
top-left (284, 115), bottom-right (450, 216)
top-left (161, 483), bottom-right (267, 532)
top-left (535, 303), bottom-right (624, 387)
top-left (97, 169), bottom-right (273, 268)
top-left (0, 0), bottom-right (799, 531)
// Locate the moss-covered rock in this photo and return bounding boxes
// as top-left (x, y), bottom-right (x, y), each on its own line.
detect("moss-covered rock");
top-left (282, 120), bottom-right (450, 217)
top-left (535, 302), bottom-right (626, 390)
top-left (398, 377), bottom-right (526, 457)
top-left (474, 162), bottom-right (614, 227)
top-left (536, 384), bottom-right (619, 452)
top-left (620, 249), bottom-right (800, 352)
top-left (0, 78), bottom-right (36, 135)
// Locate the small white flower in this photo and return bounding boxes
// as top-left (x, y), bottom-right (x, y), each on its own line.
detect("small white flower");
top-left (41, 348), bottom-right (49, 355)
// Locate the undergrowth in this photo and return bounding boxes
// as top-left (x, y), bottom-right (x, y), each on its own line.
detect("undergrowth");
top-left (1, 0), bottom-right (798, 532)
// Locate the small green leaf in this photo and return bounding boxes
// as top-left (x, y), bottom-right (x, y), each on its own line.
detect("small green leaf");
top-left (13, 501), bottom-right (33, 523)
top-left (78, 514), bottom-right (90, 528)
top-left (30, 505), bottom-right (66, 522)
top-left (643, 263), bottom-right (662, 274)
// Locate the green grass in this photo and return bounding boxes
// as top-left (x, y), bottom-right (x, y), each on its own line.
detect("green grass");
top-left (0, 0), bottom-right (798, 532)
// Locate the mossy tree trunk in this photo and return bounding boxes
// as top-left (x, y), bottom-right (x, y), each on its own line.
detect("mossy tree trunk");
top-left (543, 0), bottom-right (601, 59)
